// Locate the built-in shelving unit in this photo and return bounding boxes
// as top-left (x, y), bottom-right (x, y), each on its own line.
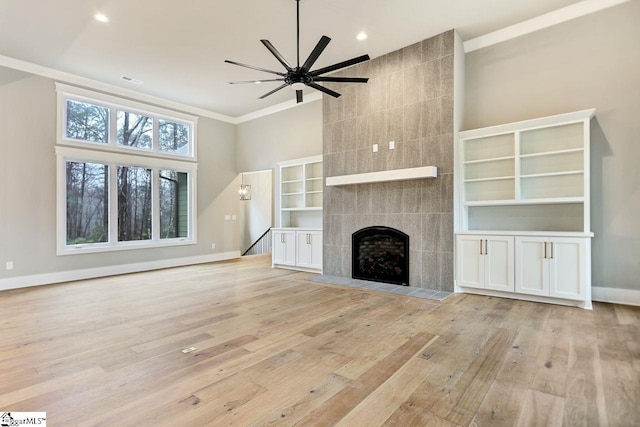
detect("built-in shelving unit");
top-left (459, 110), bottom-right (593, 232)
top-left (273, 155), bottom-right (323, 273)
top-left (456, 109), bottom-right (595, 309)
top-left (276, 155), bottom-right (323, 228)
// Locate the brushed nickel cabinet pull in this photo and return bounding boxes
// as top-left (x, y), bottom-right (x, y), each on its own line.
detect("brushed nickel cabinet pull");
top-left (551, 242), bottom-right (554, 259)
top-left (544, 242), bottom-right (547, 259)
top-left (485, 240), bottom-right (488, 255)
top-left (480, 240), bottom-right (483, 255)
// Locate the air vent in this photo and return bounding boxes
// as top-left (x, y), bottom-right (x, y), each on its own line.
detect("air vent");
top-left (120, 76), bottom-right (144, 85)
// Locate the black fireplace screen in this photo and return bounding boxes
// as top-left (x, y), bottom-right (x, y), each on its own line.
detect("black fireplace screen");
top-left (352, 226), bottom-right (409, 286)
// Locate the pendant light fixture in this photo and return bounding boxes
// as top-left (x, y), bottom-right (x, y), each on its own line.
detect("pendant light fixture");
top-left (239, 173), bottom-right (251, 201)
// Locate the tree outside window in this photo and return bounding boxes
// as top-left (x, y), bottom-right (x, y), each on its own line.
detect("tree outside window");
top-left (66, 161), bottom-right (108, 244)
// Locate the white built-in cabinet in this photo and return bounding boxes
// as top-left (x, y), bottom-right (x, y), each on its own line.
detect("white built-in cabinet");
top-left (456, 110), bottom-right (594, 309)
top-left (515, 237), bottom-right (588, 301)
top-left (456, 235), bottom-right (514, 292)
top-left (272, 156), bottom-right (323, 273)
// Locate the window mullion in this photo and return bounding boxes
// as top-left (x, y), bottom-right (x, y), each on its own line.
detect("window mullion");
top-left (109, 106), bottom-right (117, 147)
top-left (152, 168), bottom-right (160, 241)
top-left (152, 115), bottom-right (159, 153)
top-left (109, 162), bottom-right (118, 245)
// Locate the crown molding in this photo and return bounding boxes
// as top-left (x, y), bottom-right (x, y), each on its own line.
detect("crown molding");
top-left (464, 0), bottom-right (632, 53)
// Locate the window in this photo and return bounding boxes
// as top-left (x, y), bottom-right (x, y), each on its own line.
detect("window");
top-left (117, 166), bottom-right (152, 241)
top-left (66, 100), bottom-right (109, 143)
top-left (56, 84), bottom-right (198, 255)
top-left (117, 111), bottom-right (153, 150)
top-left (158, 120), bottom-right (190, 154)
top-left (66, 161), bottom-right (109, 244)
top-left (160, 170), bottom-right (189, 239)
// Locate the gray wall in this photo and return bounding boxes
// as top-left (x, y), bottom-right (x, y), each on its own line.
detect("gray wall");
top-left (323, 31), bottom-right (456, 291)
top-left (236, 100), bottom-right (322, 172)
top-left (464, 1), bottom-right (640, 291)
top-left (0, 69), bottom-right (239, 280)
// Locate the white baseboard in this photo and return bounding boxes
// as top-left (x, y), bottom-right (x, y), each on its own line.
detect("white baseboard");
top-left (592, 286), bottom-right (640, 307)
top-left (0, 251), bottom-right (241, 292)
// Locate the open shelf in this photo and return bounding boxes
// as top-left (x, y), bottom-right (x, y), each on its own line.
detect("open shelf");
top-left (520, 170), bottom-right (583, 179)
top-left (520, 122), bottom-right (583, 156)
top-left (465, 179), bottom-right (515, 202)
top-left (465, 176), bottom-right (515, 183)
top-left (464, 155), bottom-right (515, 165)
top-left (519, 148), bottom-right (583, 159)
top-left (464, 133), bottom-right (514, 162)
top-left (465, 197), bottom-right (584, 207)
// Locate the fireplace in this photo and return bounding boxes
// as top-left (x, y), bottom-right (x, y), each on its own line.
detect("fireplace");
top-left (352, 226), bottom-right (410, 286)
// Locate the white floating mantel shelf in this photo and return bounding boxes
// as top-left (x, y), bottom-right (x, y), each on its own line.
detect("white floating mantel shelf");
top-left (325, 166), bottom-right (438, 186)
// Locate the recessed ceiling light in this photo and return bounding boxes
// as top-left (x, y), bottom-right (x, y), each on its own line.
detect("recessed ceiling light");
top-left (255, 81), bottom-right (261, 84)
top-left (356, 32), bottom-right (368, 41)
top-left (94, 13), bottom-right (110, 23)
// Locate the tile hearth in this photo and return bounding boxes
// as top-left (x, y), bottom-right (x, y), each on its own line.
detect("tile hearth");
top-left (308, 275), bottom-right (452, 301)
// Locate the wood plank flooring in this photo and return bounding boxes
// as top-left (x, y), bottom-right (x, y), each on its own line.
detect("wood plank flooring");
top-left (0, 254), bottom-right (638, 426)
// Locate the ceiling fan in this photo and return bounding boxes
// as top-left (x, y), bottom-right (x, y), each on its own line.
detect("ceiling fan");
top-left (225, 0), bottom-right (370, 104)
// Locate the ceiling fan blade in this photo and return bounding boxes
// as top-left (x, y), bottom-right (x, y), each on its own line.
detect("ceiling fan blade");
top-left (258, 83), bottom-right (289, 99)
top-left (260, 40), bottom-right (293, 71)
top-left (310, 54), bottom-right (371, 76)
top-left (314, 77), bottom-right (369, 83)
top-left (229, 79), bottom-right (285, 84)
top-left (307, 82), bottom-right (341, 98)
top-left (296, 90), bottom-right (303, 103)
top-left (224, 60), bottom-right (285, 76)
top-left (301, 36), bottom-right (331, 72)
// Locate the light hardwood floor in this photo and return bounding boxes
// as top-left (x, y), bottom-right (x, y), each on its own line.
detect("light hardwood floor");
top-left (0, 254), bottom-right (638, 426)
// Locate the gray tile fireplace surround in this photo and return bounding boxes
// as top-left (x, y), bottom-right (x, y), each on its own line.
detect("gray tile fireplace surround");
top-left (309, 275), bottom-right (452, 301)
top-left (322, 30), bottom-right (456, 292)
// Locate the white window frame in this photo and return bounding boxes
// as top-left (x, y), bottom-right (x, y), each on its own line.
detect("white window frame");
top-left (55, 84), bottom-right (199, 256)
top-left (56, 83), bottom-right (198, 160)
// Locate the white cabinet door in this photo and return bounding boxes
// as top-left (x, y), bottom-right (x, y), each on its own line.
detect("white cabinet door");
top-left (297, 231), bottom-right (322, 270)
top-left (272, 230), bottom-right (296, 266)
top-left (296, 232), bottom-right (311, 267)
top-left (485, 237), bottom-right (514, 292)
top-left (549, 238), bottom-right (586, 300)
top-left (456, 235), bottom-right (484, 289)
top-left (308, 231), bottom-right (323, 270)
top-left (516, 237), bottom-right (549, 296)
top-left (516, 237), bottom-right (587, 300)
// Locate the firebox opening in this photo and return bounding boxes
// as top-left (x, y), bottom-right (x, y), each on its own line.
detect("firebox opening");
top-left (352, 226), bottom-right (409, 286)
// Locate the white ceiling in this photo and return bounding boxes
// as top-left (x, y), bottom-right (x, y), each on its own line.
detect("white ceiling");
top-left (0, 0), bottom-right (583, 117)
